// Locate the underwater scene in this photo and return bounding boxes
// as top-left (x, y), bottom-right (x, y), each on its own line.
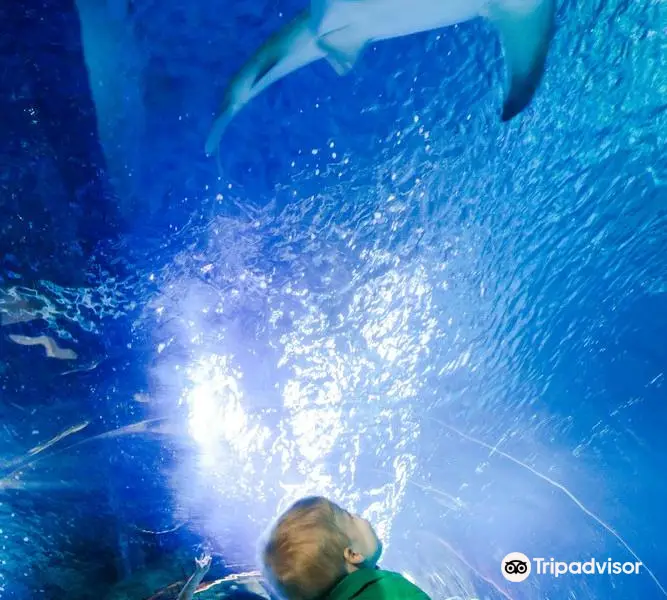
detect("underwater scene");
top-left (0, 0), bottom-right (666, 598)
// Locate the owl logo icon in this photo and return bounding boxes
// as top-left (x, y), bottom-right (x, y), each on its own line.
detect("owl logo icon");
top-left (501, 552), bottom-right (532, 582)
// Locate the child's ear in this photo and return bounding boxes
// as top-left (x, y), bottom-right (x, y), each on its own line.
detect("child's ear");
top-left (343, 547), bottom-right (365, 565)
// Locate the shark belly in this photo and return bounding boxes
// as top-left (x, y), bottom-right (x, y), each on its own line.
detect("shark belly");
top-left (316, 0), bottom-right (485, 43)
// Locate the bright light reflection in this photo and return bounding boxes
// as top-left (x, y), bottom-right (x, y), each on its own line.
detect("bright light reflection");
top-left (183, 353), bottom-right (269, 468)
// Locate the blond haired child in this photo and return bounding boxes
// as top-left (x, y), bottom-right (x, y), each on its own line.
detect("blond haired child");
top-left (260, 496), bottom-right (430, 600)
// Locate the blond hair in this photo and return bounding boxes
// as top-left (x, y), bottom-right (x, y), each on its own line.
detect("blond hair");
top-left (260, 496), bottom-right (351, 600)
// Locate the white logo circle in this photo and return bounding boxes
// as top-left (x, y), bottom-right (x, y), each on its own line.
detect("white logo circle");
top-left (501, 552), bottom-right (532, 582)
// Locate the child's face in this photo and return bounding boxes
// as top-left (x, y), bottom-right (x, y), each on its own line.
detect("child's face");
top-left (341, 510), bottom-right (383, 570)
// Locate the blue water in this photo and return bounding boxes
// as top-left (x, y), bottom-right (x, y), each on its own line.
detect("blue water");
top-left (1, 0), bottom-right (666, 598)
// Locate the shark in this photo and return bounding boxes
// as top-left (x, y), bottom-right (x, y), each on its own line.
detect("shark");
top-left (205, 0), bottom-right (557, 155)
top-left (75, 0), bottom-right (146, 208)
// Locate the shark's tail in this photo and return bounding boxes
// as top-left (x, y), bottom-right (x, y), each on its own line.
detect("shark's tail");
top-left (205, 109), bottom-right (236, 156)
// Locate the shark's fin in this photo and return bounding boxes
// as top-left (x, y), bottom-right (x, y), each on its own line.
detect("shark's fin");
top-left (316, 26), bottom-right (365, 75)
top-left (487, 0), bottom-right (556, 121)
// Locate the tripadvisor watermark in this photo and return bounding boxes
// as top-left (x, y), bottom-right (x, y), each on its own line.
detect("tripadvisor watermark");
top-left (501, 552), bottom-right (643, 583)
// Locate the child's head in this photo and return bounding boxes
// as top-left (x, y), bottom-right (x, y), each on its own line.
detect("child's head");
top-left (259, 496), bottom-right (382, 600)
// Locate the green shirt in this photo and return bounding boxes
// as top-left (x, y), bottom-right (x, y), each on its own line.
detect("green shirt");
top-left (326, 569), bottom-right (431, 600)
